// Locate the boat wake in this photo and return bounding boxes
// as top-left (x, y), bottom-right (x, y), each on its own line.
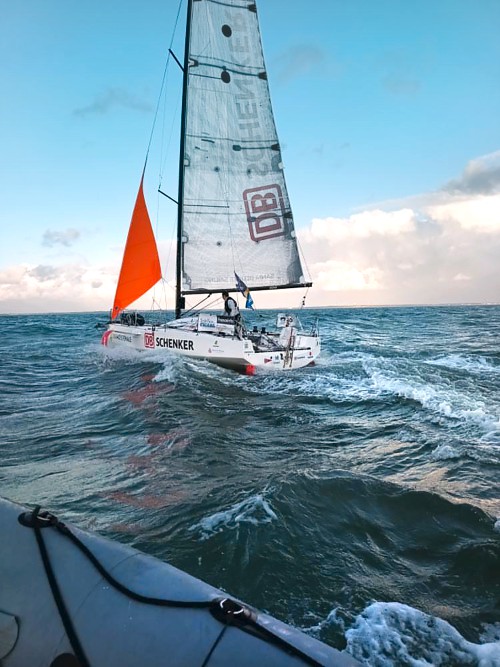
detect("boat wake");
top-left (239, 350), bottom-right (500, 436)
top-left (363, 360), bottom-right (499, 427)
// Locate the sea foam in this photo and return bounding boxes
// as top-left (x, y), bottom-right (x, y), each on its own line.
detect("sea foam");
top-left (345, 602), bottom-right (500, 666)
top-left (190, 492), bottom-right (278, 540)
top-left (430, 444), bottom-right (460, 460)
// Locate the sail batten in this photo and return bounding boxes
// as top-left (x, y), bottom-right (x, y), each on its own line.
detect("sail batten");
top-left (180, 0), bottom-right (308, 295)
top-left (112, 176), bottom-right (162, 319)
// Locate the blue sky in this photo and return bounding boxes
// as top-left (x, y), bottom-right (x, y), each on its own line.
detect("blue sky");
top-left (1, 0), bottom-right (500, 312)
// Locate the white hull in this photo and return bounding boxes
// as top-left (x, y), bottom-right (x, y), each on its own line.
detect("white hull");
top-left (102, 319), bottom-right (320, 373)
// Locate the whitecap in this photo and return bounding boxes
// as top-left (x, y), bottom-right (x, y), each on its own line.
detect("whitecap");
top-left (345, 601), bottom-right (500, 666)
top-left (361, 359), bottom-right (500, 433)
top-left (189, 493), bottom-right (278, 540)
top-left (153, 354), bottom-right (188, 383)
top-left (430, 444), bottom-right (460, 461)
top-left (302, 608), bottom-right (343, 636)
top-left (426, 354), bottom-right (499, 375)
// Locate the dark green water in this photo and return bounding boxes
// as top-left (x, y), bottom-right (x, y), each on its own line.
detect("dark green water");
top-left (1, 305), bottom-right (499, 665)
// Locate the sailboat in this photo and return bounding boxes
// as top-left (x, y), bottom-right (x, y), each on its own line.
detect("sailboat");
top-left (102, 0), bottom-right (321, 374)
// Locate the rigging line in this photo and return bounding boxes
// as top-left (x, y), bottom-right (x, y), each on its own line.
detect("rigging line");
top-left (200, 625), bottom-right (228, 667)
top-left (296, 231), bottom-right (313, 285)
top-left (149, 2), bottom-right (184, 317)
top-left (144, 0), bottom-right (184, 166)
top-left (152, 51), bottom-right (172, 311)
top-left (159, 74), bottom-right (183, 187)
top-left (169, 48), bottom-right (184, 72)
top-left (160, 277), bottom-right (169, 314)
top-left (149, 295), bottom-right (169, 321)
top-left (182, 294), bottom-right (214, 316)
top-left (158, 89), bottom-right (183, 294)
top-left (159, 189), bottom-right (178, 205)
top-left (155, 4), bottom-right (184, 313)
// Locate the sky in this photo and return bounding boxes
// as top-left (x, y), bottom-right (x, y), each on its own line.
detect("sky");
top-left (1, 0), bottom-right (500, 313)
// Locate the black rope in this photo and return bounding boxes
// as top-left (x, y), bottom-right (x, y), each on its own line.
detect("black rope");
top-left (22, 507), bottom-right (327, 667)
top-left (239, 619), bottom-right (325, 667)
top-left (31, 507), bottom-right (90, 667)
top-left (200, 624), bottom-right (228, 667)
top-left (53, 517), bottom-right (212, 609)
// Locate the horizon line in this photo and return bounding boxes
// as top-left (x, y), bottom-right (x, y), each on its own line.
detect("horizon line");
top-left (0, 301), bottom-right (499, 317)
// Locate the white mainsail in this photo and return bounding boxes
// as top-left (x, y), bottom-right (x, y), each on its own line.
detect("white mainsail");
top-left (181, 0), bottom-right (306, 294)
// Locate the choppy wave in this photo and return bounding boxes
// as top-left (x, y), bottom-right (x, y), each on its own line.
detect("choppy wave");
top-left (1, 306), bottom-right (500, 666)
top-left (426, 354), bottom-right (500, 375)
top-left (360, 358), bottom-right (500, 432)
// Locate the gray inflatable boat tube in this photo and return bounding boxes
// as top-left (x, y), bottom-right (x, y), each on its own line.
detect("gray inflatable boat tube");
top-left (0, 497), bottom-right (359, 666)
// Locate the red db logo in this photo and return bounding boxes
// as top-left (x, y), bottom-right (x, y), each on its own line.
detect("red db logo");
top-left (243, 184), bottom-right (286, 242)
top-left (144, 332), bottom-right (155, 349)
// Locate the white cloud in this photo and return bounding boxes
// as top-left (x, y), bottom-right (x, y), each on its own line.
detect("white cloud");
top-left (42, 228), bottom-right (81, 247)
top-left (427, 194), bottom-right (500, 233)
top-left (444, 150), bottom-right (500, 195)
top-left (0, 241), bottom-right (178, 314)
top-left (0, 262), bottom-right (118, 313)
top-left (298, 188), bottom-right (500, 306)
top-left (305, 208), bottom-right (416, 243)
top-left (314, 261), bottom-right (383, 291)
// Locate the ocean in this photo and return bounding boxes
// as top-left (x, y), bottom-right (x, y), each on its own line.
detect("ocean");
top-left (1, 305), bottom-right (499, 665)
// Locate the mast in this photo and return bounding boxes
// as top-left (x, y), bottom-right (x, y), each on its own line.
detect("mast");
top-left (175, 0), bottom-right (193, 319)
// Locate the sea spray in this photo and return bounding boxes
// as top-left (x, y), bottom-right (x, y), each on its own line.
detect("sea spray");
top-left (345, 602), bottom-right (500, 666)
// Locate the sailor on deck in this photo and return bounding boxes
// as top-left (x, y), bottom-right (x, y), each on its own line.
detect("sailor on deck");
top-left (279, 316), bottom-right (294, 347)
top-left (222, 291), bottom-right (240, 319)
top-left (222, 291), bottom-right (243, 339)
